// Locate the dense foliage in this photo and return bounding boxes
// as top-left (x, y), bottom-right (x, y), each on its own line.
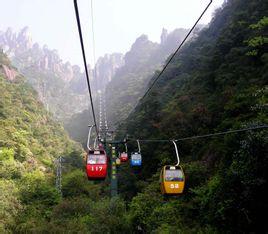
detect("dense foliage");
top-left (105, 28), bottom-right (198, 126)
top-left (64, 0), bottom-right (268, 232)
top-left (117, 0), bottom-right (268, 232)
top-left (0, 51), bottom-right (87, 232)
top-left (1, 0), bottom-right (268, 233)
top-left (65, 28), bottom-right (194, 144)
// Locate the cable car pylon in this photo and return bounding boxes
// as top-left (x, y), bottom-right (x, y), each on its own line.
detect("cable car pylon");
top-left (97, 90), bottom-right (118, 197)
top-left (110, 146), bottom-right (118, 197)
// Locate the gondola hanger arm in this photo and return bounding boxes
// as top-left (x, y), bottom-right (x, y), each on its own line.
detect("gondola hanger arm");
top-left (137, 140), bottom-right (141, 153)
top-left (172, 140), bottom-right (180, 166)
top-left (125, 143), bottom-right (128, 153)
top-left (87, 125), bottom-right (95, 150)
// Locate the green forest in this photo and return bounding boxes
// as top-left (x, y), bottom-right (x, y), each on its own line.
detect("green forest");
top-left (1, 0), bottom-right (268, 233)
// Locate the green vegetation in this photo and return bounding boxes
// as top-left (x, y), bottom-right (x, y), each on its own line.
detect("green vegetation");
top-left (117, 0), bottom-right (268, 232)
top-left (1, 0), bottom-right (268, 233)
top-left (65, 28), bottom-right (192, 143)
top-left (0, 50), bottom-right (86, 232)
top-left (105, 29), bottom-right (191, 126)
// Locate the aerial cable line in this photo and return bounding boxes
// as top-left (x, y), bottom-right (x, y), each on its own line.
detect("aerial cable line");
top-left (140, 0), bottom-right (213, 104)
top-left (73, 0), bottom-right (99, 138)
top-left (122, 0), bottom-right (213, 132)
top-left (90, 0), bottom-right (105, 139)
top-left (90, 0), bottom-right (110, 134)
top-left (125, 0), bottom-right (213, 122)
top-left (103, 92), bottom-right (109, 130)
top-left (126, 125), bottom-right (268, 143)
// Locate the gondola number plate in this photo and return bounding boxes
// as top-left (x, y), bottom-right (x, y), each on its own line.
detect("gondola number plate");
top-left (170, 184), bottom-right (179, 189)
top-left (91, 166), bottom-right (103, 171)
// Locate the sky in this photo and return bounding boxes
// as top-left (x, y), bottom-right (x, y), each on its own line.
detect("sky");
top-left (0, 0), bottom-right (224, 67)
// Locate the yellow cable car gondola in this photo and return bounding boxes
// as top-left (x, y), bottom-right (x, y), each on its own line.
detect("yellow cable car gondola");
top-left (160, 141), bottom-right (185, 195)
top-left (116, 157), bottom-right (121, 165)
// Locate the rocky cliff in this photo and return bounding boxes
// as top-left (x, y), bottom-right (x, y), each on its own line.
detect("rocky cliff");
top-left (0, 27), bottom-right (124, 121)
top-left (65, 27), bottom-right (199, 142)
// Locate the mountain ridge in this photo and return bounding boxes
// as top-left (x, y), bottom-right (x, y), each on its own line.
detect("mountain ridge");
top-left (65, 27), bottom-right (195, 143)
top-left (0, 50), bottom-right (88, 232)
top-left (0, 27), bottom-right (124, 120)
top-left (115, 0), bottom-right (267, 232)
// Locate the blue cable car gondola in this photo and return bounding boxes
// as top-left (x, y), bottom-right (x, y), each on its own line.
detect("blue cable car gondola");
top-left (131, 140), bottom-right (142, 166)
top-left (131, 152), bottom-right (142, 166)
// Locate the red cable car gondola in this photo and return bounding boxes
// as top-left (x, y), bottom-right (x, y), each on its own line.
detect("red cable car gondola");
top-left (86, 149), bottom-right (107, 180)
top-left (120, 143), bottom-right (129, 162)
top-left (120, 152), bottom-right (128, 162)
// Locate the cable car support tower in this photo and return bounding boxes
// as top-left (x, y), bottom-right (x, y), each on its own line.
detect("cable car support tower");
top-left (98, 90), bottom-right (118, 197)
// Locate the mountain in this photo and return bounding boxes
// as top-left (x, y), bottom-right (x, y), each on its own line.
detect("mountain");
top-left (105, 28), bottom-right (197, 126)
top-left (0, 50), bottom-right (88, 232)
top-left (65, 27), bottom-right (198, 142)
top-left (116, 0), bottom-right (268, 232)
top-left (1, 0), bottom-right (267, 232)
top-left (93, 53), bottom-right (124, 91)
top-left (0, 27), bottom-right (124, 121)
top-left (0, 48), bottom-right (129, 234)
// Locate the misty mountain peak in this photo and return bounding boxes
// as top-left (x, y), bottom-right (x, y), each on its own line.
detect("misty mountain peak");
top-left (160, 28), bottom-right (168, 44)
top-left (124, 34), bottom-right (158, 67)
top-left (18, 26), bottom-right (31, 39)
top-left (131, 34), bottom-right (151, 49)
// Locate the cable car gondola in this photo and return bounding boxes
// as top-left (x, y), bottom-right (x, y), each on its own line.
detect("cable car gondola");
top-left (85, 125), bottom-right (108, 180)
top-left (120, 152), bottom-right (128, 162)
top-left (130, 140), bottom-right (142, 166)
top-left (86, 149), bottom-right (107, 180)
top-left (120, 143), bottom-right (128, 162)
top-left (160, 141), bottom-right (185, 194)
top-left (116, 157), bottom-right (121, 165)
top-left (160, 165), bottom-right (185, 194)
top-left (130, 152), bottom-right (142, 166)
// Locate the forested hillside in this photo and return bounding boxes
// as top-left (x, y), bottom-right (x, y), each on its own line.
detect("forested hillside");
top-left (60, 0), bottom-right (267, 232)
top-left (0, 50), bottom-right (130, 233)
top-left (1, 0), bottom-right (268, 233)
top-left (105, 28), bottom-right (194, 125)
top-left (116, 0), bottom-right (268, 232)
top-left (66, 28), bottom-right (194, 144)
top-left (0, 28), bottom-right (124, 121)
top-left (0, 50), bottom-right (85, 232)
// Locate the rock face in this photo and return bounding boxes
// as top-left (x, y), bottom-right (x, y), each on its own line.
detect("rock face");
top-left (66, 26), bottom-right (198, 141)
top-left (0, 27), bottom-right (124, 121)
top-left (0, 26), bottom-right (198, 123)
top-left (94, 53), bottom-right (124, 91)
top-left (0, 27), bottom-right (82, 82)
top-left (0, 64), bottom-right (18, 81)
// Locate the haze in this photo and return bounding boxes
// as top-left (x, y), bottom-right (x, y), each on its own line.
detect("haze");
top-left (0, 0), bottom-right (224, 67)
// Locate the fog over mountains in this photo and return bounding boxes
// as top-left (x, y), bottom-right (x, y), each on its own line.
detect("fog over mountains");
top-left (65, 27), bottom-right (205, 143)
top-left (0, 27), bottom-right (124, 120)
top-left (0, 26), bottom-right (198, 124)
